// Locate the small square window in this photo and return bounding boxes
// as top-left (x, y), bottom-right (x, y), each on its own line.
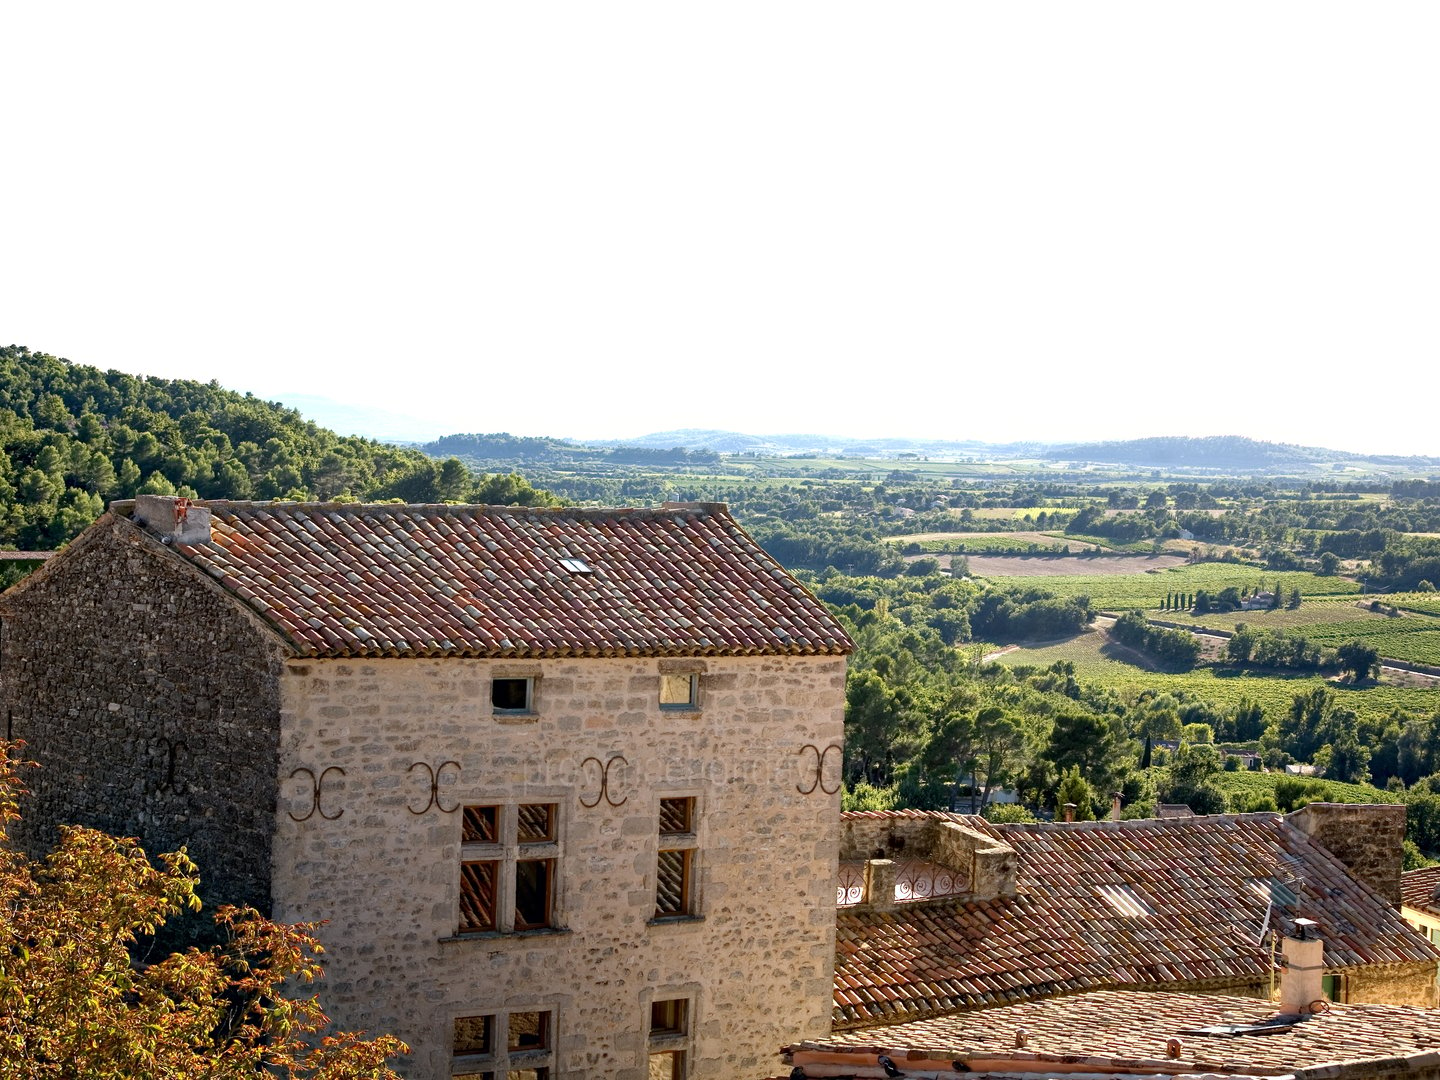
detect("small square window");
top-left (648, 1053), bottom-right (683, 1080)
top-left (658, 797), bottom-right (693, 835)
top-left (508, 1010), bottom-right (550, 1052)
top-left (492, 678), bottom-right (534, 713)
top-left (454, 1015), bottom-right (494, 1056)
top-left (650, 999), bottom-right (688, 1037)
top-left (659, 674), bottom-right (698, 710)
top-left (517, 803), bottom-right (556, 843)
top-left (463, 805), bottom-right (499, 844)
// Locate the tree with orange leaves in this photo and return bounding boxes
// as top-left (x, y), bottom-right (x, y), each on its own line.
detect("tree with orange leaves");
top-left (0, 745), bottom-right (407, 1079)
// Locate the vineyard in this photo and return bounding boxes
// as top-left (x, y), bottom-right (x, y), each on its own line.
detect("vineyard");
top-left (984, 563), bottom-right (1360, 612)
top-left (995, 628), bottom-right (1438, 729)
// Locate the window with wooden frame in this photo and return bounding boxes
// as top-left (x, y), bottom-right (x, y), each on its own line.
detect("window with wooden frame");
top-left (658, 673), bottom-right (698, 710)
top-left (459, 803), bottom-right (559, 935)
top-left (491, 676), bottom-right (535, 716)
top-left (647, 997), bottom-right (691, 1079)
top-left (452, 1009), bottom-right (554, 1079)
top-left (654, 797), bottom-right (697, 920)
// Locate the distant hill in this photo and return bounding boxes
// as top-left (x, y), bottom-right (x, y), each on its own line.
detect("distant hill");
top-left (0, 346), bottom-right (552, 554)
top-left (491, 428), bottom-right (1046, 458)
top-left (1043, 435), bottom-right (1440, 471)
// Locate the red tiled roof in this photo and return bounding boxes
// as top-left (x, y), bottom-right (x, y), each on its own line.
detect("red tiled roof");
top-left (1402, 865), bottom-right (1440, 919)
top-left (140, 501), bottom-right (853, 659)
top-left (794, 990), bottom-right (1440, 1076)
top-left (834, 812), bottom-right (1439, 1028)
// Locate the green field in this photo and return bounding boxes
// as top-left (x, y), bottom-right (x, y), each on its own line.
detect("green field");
top-left (1173, 596), bottom-right (1372, 631)
top-left (1393, 594), bottom-right (1440, 618)
top-left (994, 627), bottom-right (1437, 728)
top-left (907, 535), bottom-right (1074, 554)
top-left (987, 563), bottom-right (1361, 611)
top-left (1213, 770), bottom-right (1400, 810)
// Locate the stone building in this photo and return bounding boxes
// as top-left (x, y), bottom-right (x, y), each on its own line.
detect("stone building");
top-left (0, 495), bottom-right (854, 1080)
top-left (830, 805), bottom-right (1438, 1031)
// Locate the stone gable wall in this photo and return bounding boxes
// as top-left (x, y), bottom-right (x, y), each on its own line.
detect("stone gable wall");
top-left (271, 653), bottom-right (846, 1080)
top-left (1288, 803), bottom-right (1407, 905)
top-left (0, 518), bottom-right (287, 911)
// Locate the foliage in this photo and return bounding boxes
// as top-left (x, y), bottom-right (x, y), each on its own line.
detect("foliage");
top-left (0, 347), bottom-right (555, 552)
top-left (982, 803), bottom-right (1039, 824)
top-left (1157, 743), bottom-right (1228, 815)
top-left (840, 782), bottom-right (900, 812)
top-left (1109, 610), bottom-right (1201, 669)
top-left (0, 746), bottom-right (406, 1079)
top-left (1054, 766), bottom-right (1095, 820)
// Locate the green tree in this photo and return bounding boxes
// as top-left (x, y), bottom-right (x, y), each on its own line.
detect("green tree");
top-left (1335, 640), bottom-right (1380, 683)
top-left (1054, 765), bottom-right (1094, 820)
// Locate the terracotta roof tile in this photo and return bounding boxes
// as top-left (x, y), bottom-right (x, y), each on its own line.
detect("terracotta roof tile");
top-left (833, 812), bottom-right (1439, 1029)
top-left (795, 990), bottom-right (1440, 1075)
top-left (138, 501), bottom-right (852, 659)
top-left (1401, 865), bottom-right (1440, 919)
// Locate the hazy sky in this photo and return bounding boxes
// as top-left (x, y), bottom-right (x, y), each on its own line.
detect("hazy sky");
top-left (4, 3), bottom-right (1437, 453)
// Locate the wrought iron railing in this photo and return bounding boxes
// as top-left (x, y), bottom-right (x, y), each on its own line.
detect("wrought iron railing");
top-left (894, 859), bottom-right (968, 902)
top-left (837, 861), bottom-right (866, 907)
top-left (835, 858), bottom-right (968, 907)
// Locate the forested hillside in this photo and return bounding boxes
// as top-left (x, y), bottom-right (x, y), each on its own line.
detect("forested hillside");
top-left (0, 346), bottom-right (553, 554)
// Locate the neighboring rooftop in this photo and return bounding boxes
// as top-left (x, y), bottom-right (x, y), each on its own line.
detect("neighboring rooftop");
top-left (65, 498), bottom-right (854, 659)
top-left (787, 989), bottom-right (1440, 1079)
top-left (1403, 865), bottom-right (1440, 920)
top-left (833, 810), bottom-right (1437, 1028)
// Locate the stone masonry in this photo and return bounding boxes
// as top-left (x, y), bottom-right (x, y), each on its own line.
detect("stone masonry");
top-left (272, 653), bottom-right (845, 1079)
top-left (0, 516), bottom-right (286, 911)
top-left (0, 499), bottom-right (852, 1080)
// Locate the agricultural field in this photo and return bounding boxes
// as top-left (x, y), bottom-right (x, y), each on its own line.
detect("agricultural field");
top-left (967, 553), bottom-right (1188, 577)
top-left (984, 562), bottom-right (1360, 612)
top-left (897, 532), bottom-right (1085, 555)
top-left (1213, 770), bottom-right (1399, 811)
top-left (1394, 594), bottom-right (1440, 618)
top-left (1055, 533), bottom-right (1164, 554)
top-left (993, 627), bottom-right (1437, 729)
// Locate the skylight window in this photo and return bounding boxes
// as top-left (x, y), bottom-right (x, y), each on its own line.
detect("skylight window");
top-left (1097, 884), bottom-right (1153, 918)
top-left (559, 557), bottom-right (593, 574)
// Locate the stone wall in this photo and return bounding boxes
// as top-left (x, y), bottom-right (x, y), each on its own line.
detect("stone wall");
top-left (271, 653), bottom-right (847, 1080)
top-left (1345, 960), bottom-right (1439, 1008)
top-left (0, 515), bottom-right (287, 911)
top-left (839, 813), bottom-right (1016, 907)
top-left (1288, 802), bottom-right (1406, 905)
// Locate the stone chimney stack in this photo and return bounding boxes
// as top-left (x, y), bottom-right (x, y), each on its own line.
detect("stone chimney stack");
top-left (133, 495), bottom-right (213, 545)
top-left (1287, 803), bottom-right (1405, 905)
top-left (1279, 918), bottom-right (1326, 1015)
top-left (1063, 803), bottom-right (1076, 823)
top-left (1111, 792), bottom-right (1123, 822)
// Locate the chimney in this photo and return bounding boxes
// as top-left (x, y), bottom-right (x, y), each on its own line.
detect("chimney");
top-left (1279, 918), bottom-right (1326, 1015)
top-left (1111, 792), bottom-right (1123, 822)
top-left (1286, 803), bottom-right (1405, 905)
top-left (1063, 803), bottom-right (1076, 823)
top-left (133, 495), bottom-right (213, 545)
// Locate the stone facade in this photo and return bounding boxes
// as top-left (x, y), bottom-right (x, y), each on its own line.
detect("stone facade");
top-left (1288, 802), bottom-right (1407, 905)
top-left (0, 501), bottom-right (851, 1080)
top-left (272, 653), bottom-right (846, 1079)
top-left (0, 517), bottom-right (286, 911)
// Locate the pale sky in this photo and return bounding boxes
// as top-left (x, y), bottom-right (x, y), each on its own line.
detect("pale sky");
top-left (3, 3), bottom-right (1437, 454)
